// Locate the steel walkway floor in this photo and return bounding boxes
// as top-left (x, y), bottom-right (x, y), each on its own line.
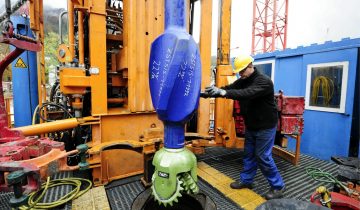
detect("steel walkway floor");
top-left (0, 147), bottom-right (339, 210)
top-left (0, 171), bottom-right (73, 210)
top-left (106, 147), bottom-right (338, 209)
top-left (197, 147), bottom-right (339, 201)
top-left (106, 174), bottom-right (242, 210)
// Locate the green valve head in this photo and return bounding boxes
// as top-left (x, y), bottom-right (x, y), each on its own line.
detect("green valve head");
top-left (151, 147), bottom-right (198, 206)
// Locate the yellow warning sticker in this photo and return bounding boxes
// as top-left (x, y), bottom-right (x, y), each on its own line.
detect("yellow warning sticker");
top-left (15, 57), bottom-right (27, 68)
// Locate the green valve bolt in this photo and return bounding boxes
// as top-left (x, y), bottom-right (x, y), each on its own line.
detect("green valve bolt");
top-left (77, 144), bottom-right (89, 170)
top-left (7, 170), bottom-right (29, 208)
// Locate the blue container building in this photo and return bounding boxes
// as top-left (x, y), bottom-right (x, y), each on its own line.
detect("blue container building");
top-left (253, 38), bottom-right (360, 160)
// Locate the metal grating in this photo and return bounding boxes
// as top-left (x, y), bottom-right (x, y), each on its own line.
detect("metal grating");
top-left (197, 178), bottom-right (243, 210)
top-left (106, 175), bottom-right (145, 210)
top-left (41, 171), bottom-right (73, 210)
top-left (0, 171), bottom-right (74, 210)
top-left (197, 147), bottom-right (339, 201)
top-left (0, 148), bottom-right (339, 209)
top-left (0, 192), bottom-right (13, 210)
top-left (106, 175), bottom-right (241, 210)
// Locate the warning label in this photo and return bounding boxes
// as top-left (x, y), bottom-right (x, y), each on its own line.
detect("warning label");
top-left (15, 57), bottom-right (27, 68)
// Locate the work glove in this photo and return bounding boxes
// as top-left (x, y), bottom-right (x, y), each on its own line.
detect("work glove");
top-left (200, 91), bottom-right (210, 98)
top-left (204, 86), bottom-right (226, 98)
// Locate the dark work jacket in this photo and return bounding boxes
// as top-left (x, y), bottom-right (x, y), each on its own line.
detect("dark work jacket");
top-left (221, 69), bottom-right (278, 131)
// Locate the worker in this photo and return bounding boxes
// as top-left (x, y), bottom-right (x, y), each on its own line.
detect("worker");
top-left (201, 55), bottom-right (285, 200)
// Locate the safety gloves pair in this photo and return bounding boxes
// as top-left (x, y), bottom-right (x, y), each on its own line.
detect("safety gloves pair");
top-left (200, 86), bottom-right (226, 98)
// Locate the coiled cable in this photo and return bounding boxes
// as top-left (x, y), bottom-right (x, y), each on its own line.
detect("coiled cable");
top-left (311, 76), bottom-right (334, 106)
top-left (306, 167), bottom-right (353, 195)
top-left (18, 177), bottom-right (92, 210)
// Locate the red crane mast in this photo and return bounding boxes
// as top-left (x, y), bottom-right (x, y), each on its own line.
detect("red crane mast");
top-left (252, 0), bottom-right (289, 54)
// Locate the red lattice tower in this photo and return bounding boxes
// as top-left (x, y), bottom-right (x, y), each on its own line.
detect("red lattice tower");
top-left (251, 0), bottom-right (289, 54)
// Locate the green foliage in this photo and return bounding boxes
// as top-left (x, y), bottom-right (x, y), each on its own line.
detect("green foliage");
top-left (0, 43), bottom-right (12, 81)
top-left (44, 31), bottom-right (60, 75)
top-left (43, 7), bottom-right (67, 83)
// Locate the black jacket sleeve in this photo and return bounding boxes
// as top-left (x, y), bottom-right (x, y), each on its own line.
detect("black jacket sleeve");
top-left (222, 76), bottom-right (273, 100)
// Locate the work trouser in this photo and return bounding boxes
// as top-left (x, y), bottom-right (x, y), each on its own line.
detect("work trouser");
top-left (240, 126), bottom-right (285, 190)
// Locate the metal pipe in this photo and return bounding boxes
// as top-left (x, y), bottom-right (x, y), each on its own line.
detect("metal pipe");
top-left (271, 0), bottom-right (277, 51)
top-left (5, 0), bottom-right (11, 17)
top-left (0, 48), bottom-right (24, 128)
top-left (78, 10), bottom-right (84, 65)
top-left (165, 0), bottom-right (186, 30)
top-left (189, 1), bottom-right (195, 35)
top-left (283, 0), bottom-right (289, 49)
top-left (0, 0), bottom-right (28, 24)
top-left (58, 11), bottom-right (67, 44)
top-left (67, 0), bottom-right (75, 59)
top-left (220, 134), bottom-right (230, 141)
top-left (13, 118), bottom-right (80, 136)
top-left (251, 0), bottom-right (256, 54)
top-left (264, 0), bottom-right (269, 52)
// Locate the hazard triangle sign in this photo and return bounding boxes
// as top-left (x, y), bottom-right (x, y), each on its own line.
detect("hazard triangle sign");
top-left (14, 57), bottom-right (27, 68)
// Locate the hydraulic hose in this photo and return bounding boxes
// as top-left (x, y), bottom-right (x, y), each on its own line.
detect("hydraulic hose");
top-left (306, 167), bottom-right (353, 195)
top-left (19, 177), bottom-right (92, 210)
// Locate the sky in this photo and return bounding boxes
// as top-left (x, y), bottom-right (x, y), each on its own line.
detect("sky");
top-left (192, 0), bottom-right (360, 56)
top-left (2, 0), bottom-right (360, 56)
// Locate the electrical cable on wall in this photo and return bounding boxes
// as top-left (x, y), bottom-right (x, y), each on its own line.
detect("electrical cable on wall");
top-left (311, 76), bottom-right (334, 106)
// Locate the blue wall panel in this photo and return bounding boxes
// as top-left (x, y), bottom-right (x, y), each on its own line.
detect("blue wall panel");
top-left (300, 48), bottom-right (357, 160)
top-left (274, 57), bottom-right (304, 96)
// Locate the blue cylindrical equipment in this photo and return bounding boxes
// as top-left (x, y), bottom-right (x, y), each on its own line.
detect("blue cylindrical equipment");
top-left (10, 15), bottom-right (39, 127)
top-left (165, 0), bottom-right (186, 30)
top-left (149, 0), bottom-right (201, 149)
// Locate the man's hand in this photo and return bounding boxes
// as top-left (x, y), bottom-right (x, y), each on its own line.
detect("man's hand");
top-left (203, 86), bottom-right (226, 98)
top-left (200, 91), bottom-right (210, 98)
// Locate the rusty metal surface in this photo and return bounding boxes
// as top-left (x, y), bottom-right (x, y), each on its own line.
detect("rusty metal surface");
top-left (0, 137), bottom-right (64, 161)
top-left (234, 93), bottom-right (305, 136)
top-left (280, 115), bottom-right (304, 135)
top-left (280, 96), bottom-right (305, 115)
top-left (0, 136), bottom-right (80, 193)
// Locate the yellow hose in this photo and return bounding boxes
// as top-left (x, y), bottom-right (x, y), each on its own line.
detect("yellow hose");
top-left (32, 105), bottom-right (39, 125)
top-left (18, 177), bottom-right (92, 210)
top-left (311, 76), bottom-right (334, 106)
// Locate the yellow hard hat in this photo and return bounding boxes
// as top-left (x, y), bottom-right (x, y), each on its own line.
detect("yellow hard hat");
top-left (233, 55), bottom-right (254, 73)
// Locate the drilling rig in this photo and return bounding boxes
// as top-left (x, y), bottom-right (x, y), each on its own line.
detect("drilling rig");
top-left (0, 0), bottom-right (302, 208)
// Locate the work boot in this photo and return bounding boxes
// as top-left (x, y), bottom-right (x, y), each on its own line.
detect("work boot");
top-left (230, 181), bottom-right (254, 189)
top-left (264, 186), bottom-right (286, 200)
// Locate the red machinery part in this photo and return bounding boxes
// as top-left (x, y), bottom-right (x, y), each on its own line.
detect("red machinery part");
top-left (277, 93), bottom-right (305, 135)
top-left (0, 161), bottom-right (40, 193)
top-left (310, 191), bottom-right (360, 210)
top-left (276, 92), bottom-right (305, 114)
top-left (234, 92), bottom-right (305, 136)
top-left (0, 137), bottom-right (65, 161)
top-left (0, 28), bottom-right (80, 195)
top-left (0, 25), bottom-right (42, 143)
top-left (0, 136), bottom-right (79, 193)
top-left (280, 115), bottom-right (304, 135)
top-left (0, 147), bottom-right (79, 193)
top-left (280, 96), bottom-right (305, 115)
